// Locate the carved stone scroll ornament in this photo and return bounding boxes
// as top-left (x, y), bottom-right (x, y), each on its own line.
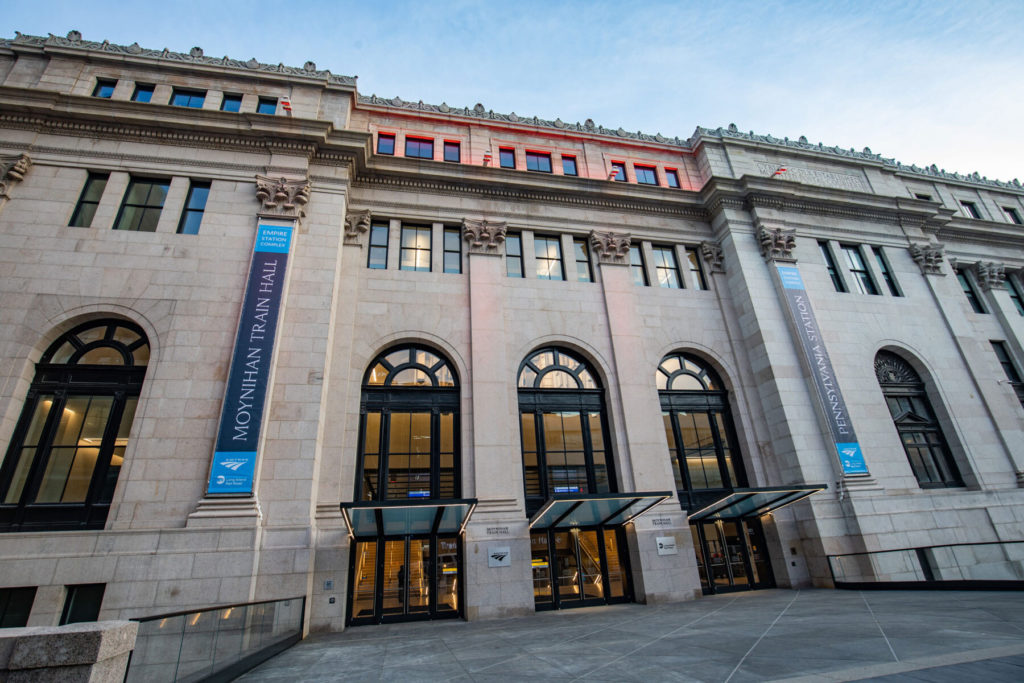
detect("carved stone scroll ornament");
top-left (462, 219), bottom-right (507, 254)
top-left (589, 230), bottom-right (631, 265)
top-left (254, 175), bottom-right (310, 221)
top-left (700, 241), bottom-right (725, 273)
top-left (0, 153), bottom-right (31, 199)
top-left (909, 242), bottom-right (944, 275)
top-left (975, 261), bottom-right (1006, 291)
top-left (344, 209), bottom-right (371, 244)
top-left (758, 226), bottom-right (796, 262)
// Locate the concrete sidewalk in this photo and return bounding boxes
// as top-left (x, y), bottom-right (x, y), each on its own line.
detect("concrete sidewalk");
top-left (239, 589), bottom-right (1024, 682)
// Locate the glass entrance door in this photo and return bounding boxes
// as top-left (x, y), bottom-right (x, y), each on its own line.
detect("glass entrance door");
top-left (692, 519), bottom-right (774, 594)
top-left (530, 527), bottom-right (631, 609)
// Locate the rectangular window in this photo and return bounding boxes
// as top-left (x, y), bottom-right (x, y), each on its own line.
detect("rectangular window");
top-left (611, 162), bottom-right (627, 182)
top-left (819, 241), bottom-right (846, 292)
top-left (841, 244), bottom-right (879, 295)
top-left (131, 84), bottom-right (154, 103)
top-left (69, 173), bottom-right (109, 228)
top-left (114, 178), bottom-right (170, 232)
top-left (1004, 206), bottom-right (1023, 225)
top-left (443, 227), bottom-right (461, 273)
top-left (60, 584), bottom-right (105, 625)
top-left (630, 245), bottom-right (648, 286)
top-left (960, 200), bottom-right (982, 219)
top-left (635, 165), bottom-right (658, 185)
top-left (1005, 277), bottom-right (1024, 316)
top-left (256, 97), bottom-right (277, 114)
top-left (0, 586), bottom-right (36, 628)
top-left (499, 148), bottom-right (516, 169)
top-left (956, 268), bottom-right (986, 314)
top-left (170, 89), bottom-right (206, 108)
top-left (526, 151), bottom-right (552, 173)
top-left (443, 141), bottom-right (461, 163)
top-left (652, 246), bottom-right (681, 288)
top-left (535, 235), bottom-right (564, 280)
top-left (220, 94), bottom-right (242, 112)
top-left (506, 232), bottom-right (523, 278)
top-left (561, 156), bottom-right (578, 176)
top-left (176, 181), bottom-right (211, 235)
top-left (400, 225), bottom-right (432, 271)
top-left (405, 137), bottom-right (434, 159)
top-left (92, 79), bottom-right (116, 98)
top-left (872, 246), bottom-right (901, 296)
top-left (685, 247), bottom-right (707, 290)
top-left (368, 222), bottom-right (389, 269)
top-left (665, 169), bottom-right (680, 188)
top-left (914, 193), bottom-right (933, 201)
top-left (991, 341), bottom-right (1024, 407)
top-left (573, 238), bottom-right (592, 283)
top-left (376, 133), bottom-right (395, 155)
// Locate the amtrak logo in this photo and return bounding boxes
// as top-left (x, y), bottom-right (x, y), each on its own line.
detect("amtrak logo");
top-left (220, 459), bottom-right (248, 472)
top-left (490, 551), bottom-right (508, 562)
top-left (841, 447), bottom-right (858, 458)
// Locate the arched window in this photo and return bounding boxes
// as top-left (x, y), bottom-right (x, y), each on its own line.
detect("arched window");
top-left (357, 345), bottom-right (459, 501)
top-left (874, 351), bottom-right (963, 487)
top-left (657, 353), bottom-right (746, 510)
top-left (0, 320), bottom-right (149, 531)
top-left (518, 348), bottom-right (615, 514)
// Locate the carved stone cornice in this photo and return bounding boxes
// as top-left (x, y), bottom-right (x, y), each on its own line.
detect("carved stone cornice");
top-left (589, 230), bottom-right (631, 265)
top-left (462, 219), bottom-right (506, 254)
top-left (758, 226), bottom-right (796, 263)
top-left (909, 242), bottom-right (945, 275)
top-left (0, 152), bottom-right (30, 198)
top-left (255, 175), bottom-right (310, 221)
top-left (700, 241), bottom-right (725, 273)
top-left (344, 209), bottom-right (371, 245)
top-left (974, 261), bottom-right (1006, 291)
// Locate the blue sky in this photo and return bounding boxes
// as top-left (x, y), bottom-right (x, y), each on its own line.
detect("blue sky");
top-left (3, 1), bottom-right (1023, 180)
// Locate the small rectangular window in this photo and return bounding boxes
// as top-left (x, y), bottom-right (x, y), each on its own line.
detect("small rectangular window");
top-left (630, 245), bottom-right (648, 286)
top-left (405, 137), bottom-right (434, 159)
top-left (956, 268), bottom-right (987, 314)
top-left (561, 156), bottom-right (578, 176)
top-left (841, 244), bottom-right (879, 295)
top-left (1005, 276), bottom-right (1024, 316)
top-left (60, 584), bottom-right (105, 625)
top-left (991, 341), bottom-right (1024, 407)
top-left (114, 178), bottom-right (170, 232)
top-left (377, 133), bottom-right (395, 155)
top-left (1003, 206), bottom-right (1023, 225)
top-left (444, 141), bottom-right (461, 163)
top-left (685, 247), bottom-right (707, 290)
top-left (400, 225), bottom-right (432, 271)
top-left (131, 84), bottom-right (154, 103)
top-left (872, 246), bottom-right (901, 296)
top-left (170, 89), bottom-right (206, 108)
top-left (635, 165), bottom-right (658, 185)
top-left (914, 193), bottom-right (932, 201)
top-left (574, 238), bottom-right (592, 283)
top-left (665, 169), bottom-right (680, 188)
top-left (611, 162), bottom-right (627, 182)
top-left (443, 227), bottom-right (461, 273)
top-left (220, 94), bottom-right (242, 112)
top-left (0, 586), bottom-right (37, 628)
top-left (526, 151), bottom-right (552, 173)
top-left (177, 181), bottom-right (211, 235)
top-left (652, 246), bottom-right (680, 288)
top-left (819, 241), bottom-right (846, 292)
top-left (506, 232), bottom-right (524, 278)
top-left (368, 222), bottom-right (389, 269)
top-left (256, 97), bottom-right (278, 115)
top-left (499, 148), bottom-right (516, 169)
top-left (69, 173), bottom-right (109, 228)
top-left (92, 79), bottom-right (116, 98)
top-left (535, 235), bottom-right (564, 280)
top-left (960, 200), bottom-right (982, 219)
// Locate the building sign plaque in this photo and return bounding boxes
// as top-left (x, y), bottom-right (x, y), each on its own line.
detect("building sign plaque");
top-left (656, 536), bottom-right (678, 555)
top-left (488, 546), bottom-right (511, 567)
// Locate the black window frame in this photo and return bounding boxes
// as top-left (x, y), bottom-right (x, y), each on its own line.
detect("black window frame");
top-left (399, 224), bottom-right (432, 272)
top-left (60, 584), bottom-right (105, 625)
top-left (526, 151), bottom-right (552, 173)
top-left (92, 79), bottom-right (116, 98)
top-left (956, 268), bottom-right (987, 314)
top-left (443, 227), bottom-right (461, 274)
top-left (0, 586), bottom-right (36, 627)
top-left (1003, 206), bottom-right (1023, 225)
top-left (610, 162), bottom-right (627, 182)
top-left (69, 172), bottom-right (109, 228)
top-left (170, 88), bottom-right (206, 108)
top-left (367, 222), bottom-right (389, 269)
top-left (256, 97), bottom-right (278, 115)
top-left (220, 93), bottom-right (243, 112)
top-left (534, 235), bottom-right (565, 281)
top-left (630, 245), bottom-right (648, 286)
top-left (506, 232), bottom-right (524, 278)
top-left (665, 169), bottom-right (680, 189)
top-left (871, 246), bottom-right (901, 296)
top-left (684, 247), bottom-right (707, 290)
top-left (376, 133), bottom-right (396, 155)
top-left (176, 180), bottom-right (211, 235)
top-left (840, 244), bottom-right (879, 295)
top-left (652, 245), bottom-right (681, 289)
top-left (114, 177), bottom-right (170, 232)
top-left (991, 341), bottom-right (1024, 408)
top-left (914, 193), bottom-right (933, 201)
top-left (960, 200), bottom-right (982, 219)
top-left (561, 156), bottom-right (578, 176)
top-left (573, 238), bottom-right (593, 283)
top-left (130, 84), bottom-right (154, 103)
top-left (499, 148), bottom-right (516, 169)
top-left (634, 165), bottom-right (658, 185)
top-left (443, 141), bottom-right (461, 163)
top-left (819, 241), bottom-right (846, 292)
top-left (405, 137), bottom-right (434, 160)
top-left (1005, 275), bottom-right (1024, 316)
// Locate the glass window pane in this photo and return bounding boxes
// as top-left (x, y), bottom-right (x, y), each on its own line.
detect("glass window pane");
top-left (391, 368), bottom-right (430, 386)
top-left (539, 370), bottom-right (577, 389)
top-left (543, 412), bottom-right (567, 452)
top-left (78, 346), bottom-right (124, 365)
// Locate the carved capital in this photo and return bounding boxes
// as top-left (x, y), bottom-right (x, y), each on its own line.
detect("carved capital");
top-left (700, 241), bottom-right (725, 273)
top-left (462, 218), bottom-right (506, 254)
top-left (975, 261), bottom-right (1006, 291)
top-left (758, 226), bottom-right (796, 262)
top-left (589, 230), bottom-right (631, 265)
top-left (254, 175), bottom-right (309, 221)
top-left (909, 242), bottom-right (944, 275)
top-left (344, 209), bottom-right (371, 244)
top-left (0, 153), bottom-right (31, 198)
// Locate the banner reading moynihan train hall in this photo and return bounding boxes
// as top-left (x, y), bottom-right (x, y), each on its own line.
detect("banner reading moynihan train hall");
top-left (776, 264), bottom-right (869, 475)
top-left (207, 220), bottom-right (294, 494)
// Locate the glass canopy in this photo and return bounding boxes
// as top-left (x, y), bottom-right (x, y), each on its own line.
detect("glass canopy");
top-left (687, 486), bottom-right (826, 521)
top-left (340, 499), bottom-right (477, 538)
top-left (528, 492), bottom-right (672, 530)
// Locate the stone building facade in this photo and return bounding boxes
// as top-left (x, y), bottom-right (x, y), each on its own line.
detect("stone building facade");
top-left (1, 32), bottom-right (1023, 632)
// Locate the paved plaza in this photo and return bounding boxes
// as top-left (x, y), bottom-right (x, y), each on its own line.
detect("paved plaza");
top-left (239, 589), bottom-right (1024, 682)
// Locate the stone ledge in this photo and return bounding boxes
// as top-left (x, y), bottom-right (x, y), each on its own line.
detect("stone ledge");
top-left (0, 620), bottom-right (137, 683)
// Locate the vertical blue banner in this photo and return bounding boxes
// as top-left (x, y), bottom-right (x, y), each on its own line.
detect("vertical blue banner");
top-left (208, 222), bottom-right (294, 494)
top-left (777, 265), bottom-right (869, 475)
